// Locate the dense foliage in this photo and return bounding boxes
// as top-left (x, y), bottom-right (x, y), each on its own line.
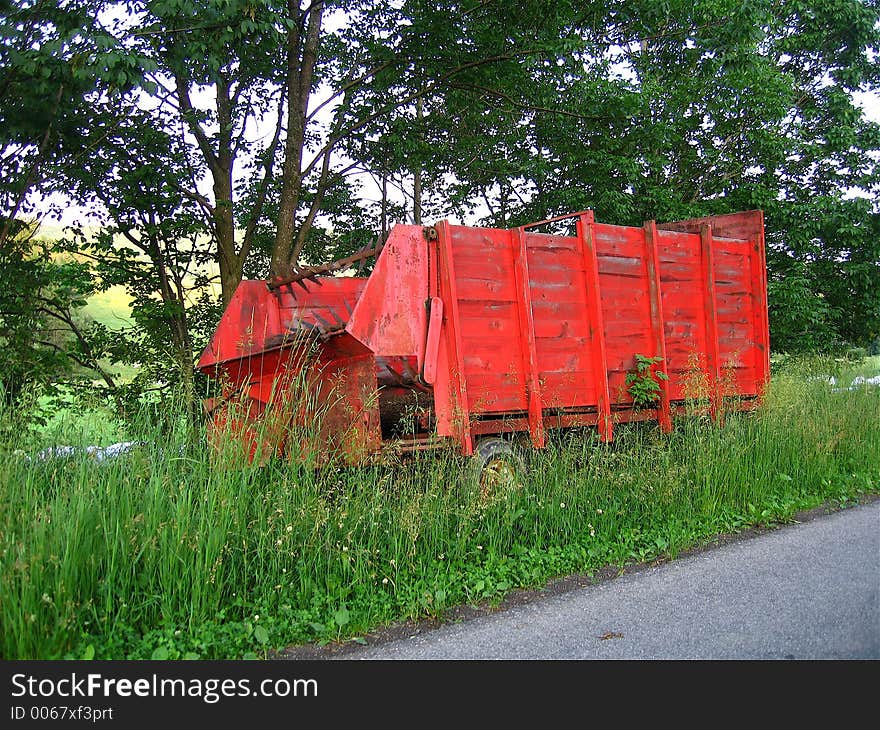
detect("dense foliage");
top-left (1, 0), bottom-right (878, 414)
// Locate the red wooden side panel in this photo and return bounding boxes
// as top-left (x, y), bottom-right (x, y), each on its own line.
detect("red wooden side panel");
top-left (512, 228), bottom-right (546, 447)
top-left (591, 223), bottom-right (656, 405)
top-left (428, 210), bottom-right (769, 454)
top-left (713, 237), bottom-right (759, 396)
top-left (346, 224), bottom-right (428, 359)
top-left (644, 221), bottom-right (673, 432)
top-left (653, 230), bottom-right (709, 400)
top-left (432, 221), bottom-right (474, 453)
top-left (447, 224), bottom-right (527, 415)
top-left (657, 210), bottom-right (769, 399)
top-left (524, 232), bottom-right (597, 409)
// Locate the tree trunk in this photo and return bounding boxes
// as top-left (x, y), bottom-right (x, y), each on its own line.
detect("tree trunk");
top-left (270, 2), bottom-right (323, 279)
top-left (381, 172), bottom-right (388, 240)
top-left (412, 96), bottom-right (424, 225)
top-left (213, 172), bottom-right (241, 306)
top-left (413, 170), bottom-right (422, 225)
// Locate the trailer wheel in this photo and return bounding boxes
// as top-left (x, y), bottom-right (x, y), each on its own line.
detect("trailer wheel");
top-left (470, 437), bottom-right (527, 498)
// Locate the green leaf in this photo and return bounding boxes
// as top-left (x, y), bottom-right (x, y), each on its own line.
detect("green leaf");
top-left (253, 625), bottom-right (269, 645)
top-left (150, 646), bottom-right (169, 660)
top-left (80, 644), bottom-right (95, 660)
top-left (332, 606), bottom-right (350, 628)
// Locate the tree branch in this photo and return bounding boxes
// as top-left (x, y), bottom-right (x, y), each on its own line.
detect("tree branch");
top-left (301, 48), bottom-right (547, 180)
top-left (447, 81), bottom-right (600, 120)
top-left (0, 83), bottom-right (64, 247)
top-left (35, 307), bottom-right (119, 391)
top-left (174, 73), bottom-right (220, 174)
top-left (241, 87), bottom-right (287, 261)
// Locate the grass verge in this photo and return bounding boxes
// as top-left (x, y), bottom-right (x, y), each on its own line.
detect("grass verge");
top-left (1, 360), bottom-right (877, 659)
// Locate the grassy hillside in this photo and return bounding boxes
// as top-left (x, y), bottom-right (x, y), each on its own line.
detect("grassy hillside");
top-left (31, 222), bottom-right (223, 385)
top-left (82, 286), bottom-right (135, 329)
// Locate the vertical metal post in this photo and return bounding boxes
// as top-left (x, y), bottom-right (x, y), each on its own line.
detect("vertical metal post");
top-left (700, 223), bottom-right (723, 422)
top-left (435, 220), bottom-right (474, 454)
top-left (644, 221), bottom-right (672, 433)
top-left (748, 212), bottom-right (771, 394)
top-left (576, 212), bottom-right (613, 442)
top-left (512, 228), bottom-right (545, 448)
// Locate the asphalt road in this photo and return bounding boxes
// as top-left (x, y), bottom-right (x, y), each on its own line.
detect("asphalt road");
top-left (335, 500), bottom-right (879, 660)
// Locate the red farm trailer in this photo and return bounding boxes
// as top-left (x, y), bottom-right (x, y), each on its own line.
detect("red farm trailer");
top-left (197, 210), bottom-right (770, 468)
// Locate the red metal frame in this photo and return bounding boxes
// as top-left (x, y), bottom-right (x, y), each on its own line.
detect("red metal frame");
top-left (435, 219), bottom-right (474, 455)
top-left (750, 213), bottom-right (771, 391)
top-left (199, 209), bottom-right (771, 464)
top-left (576, 211), bottom-right (613, 442)
top-left (644, 220), bottom-right (672, 433)
top-left (512, 227), bottom-right (546, 448)
top-left (699, 223), bottom-right (723, 422)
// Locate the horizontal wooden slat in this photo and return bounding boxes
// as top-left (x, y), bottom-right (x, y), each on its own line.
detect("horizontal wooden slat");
top-left (464, 372), bottom-right (528, 412)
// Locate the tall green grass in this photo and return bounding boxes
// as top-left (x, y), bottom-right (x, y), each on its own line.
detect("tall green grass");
top-left (1, 362), bottom-right (877, 659)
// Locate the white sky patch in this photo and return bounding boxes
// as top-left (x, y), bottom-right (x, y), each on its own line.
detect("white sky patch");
top-left (854, 90), bottom-right (880, 122)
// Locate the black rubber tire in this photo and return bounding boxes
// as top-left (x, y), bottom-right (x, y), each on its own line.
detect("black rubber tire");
top-left (469, 437), bottom-right (527, 495)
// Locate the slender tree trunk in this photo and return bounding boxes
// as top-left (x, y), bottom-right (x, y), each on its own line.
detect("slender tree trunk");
top-left (270, 1), bottom-right (323, 278)
top-left (214, 172), bottom-right (242, 305)
top-left (381, 172), bottom-right (388, 240)
top-left (412, 97), bottom-right (424, 225)
top-left (214, 76), bottom-right (241, 304)
top-left (146, 228), bottom-right (198, 418)
top-left (413, 170), bottom-right (422, 225)
top-left (174, 70), bottom-right (243, 304)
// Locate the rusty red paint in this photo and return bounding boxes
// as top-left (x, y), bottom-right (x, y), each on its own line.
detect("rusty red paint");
top-left (576, 212), bottom-right (613, 442)
top-left (198, 209), bottom-right (771, 464)
top-left (435, 220), bottom-right (474, 454)
top-left (699, 224), bottom-right (723, 422)
top-left (346, 225), bottom-right (427, 357)
top-left (512, 226), bottom-right (545, 448)
top-left (644, 220), bottom-right (672, 433)
top-left (422, 297), bottom-right (443, 385)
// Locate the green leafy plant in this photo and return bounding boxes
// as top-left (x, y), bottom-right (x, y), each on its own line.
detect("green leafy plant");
top-left (625, 355), bottom-right (669, 407)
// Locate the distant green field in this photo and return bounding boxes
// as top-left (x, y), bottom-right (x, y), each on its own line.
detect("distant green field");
top-left (39, 224), bottom-right (218, 383)
top-left (82, 286), bottom-right (134, 328)
top-left (34, 224), bottom-right (134, 329)
top-left (76, 286), bottom-right (138, 382)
